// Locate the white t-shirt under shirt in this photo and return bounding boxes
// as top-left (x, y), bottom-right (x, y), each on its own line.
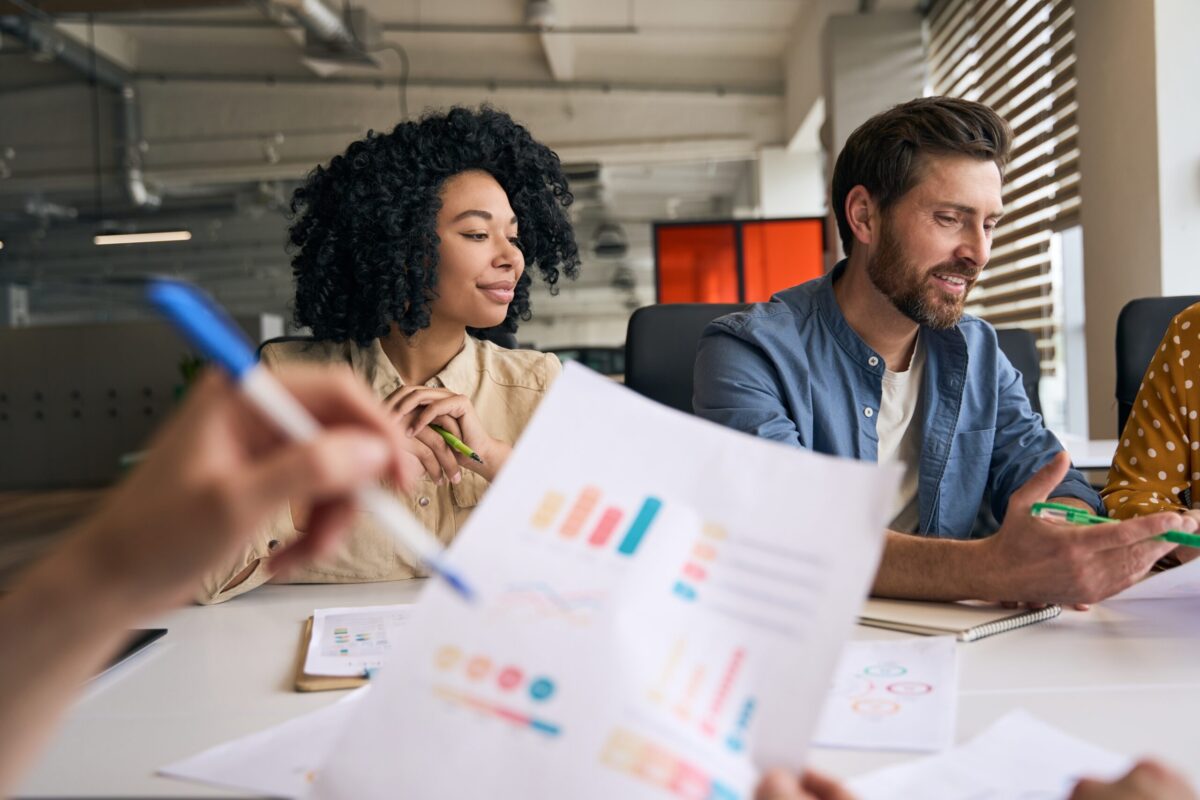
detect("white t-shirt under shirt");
top-left (877, 334), bottom-right (925, 533)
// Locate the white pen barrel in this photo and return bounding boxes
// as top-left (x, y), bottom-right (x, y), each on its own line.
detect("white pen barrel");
top-left (241, 365), bottom-right (322, 441)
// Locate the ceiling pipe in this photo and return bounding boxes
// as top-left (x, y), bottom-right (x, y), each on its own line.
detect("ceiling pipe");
top-left (255, 0), bottom-right (379, 65)
top-left (0, 15), bottom-right (161, 210)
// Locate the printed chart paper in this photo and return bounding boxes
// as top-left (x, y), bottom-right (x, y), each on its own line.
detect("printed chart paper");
top-left (303, 605), bottom-right (412, 677)
top-left (848, 710), bottom-right (1131, 800)
top-left (1107, 556), bottom-right (1200, 601)
top-left (159, 688), bottom-right (367, 797)
top-left (813, 637), bottom-right (958, 752)
top-left (317, 364), bottom-right (901, 800)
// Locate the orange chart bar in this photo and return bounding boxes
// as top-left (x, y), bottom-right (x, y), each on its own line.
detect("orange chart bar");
top-left (530, 491), bottom-right (565, 529)
top-left (560, 486), bottom-right (601, 538)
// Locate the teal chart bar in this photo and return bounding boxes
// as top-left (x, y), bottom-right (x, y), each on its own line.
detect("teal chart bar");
top-left (617, 498), bottom-right (663, 556)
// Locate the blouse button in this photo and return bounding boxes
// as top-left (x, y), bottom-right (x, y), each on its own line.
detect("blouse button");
top-left (418, 496), bottom-right (430, 507)
top-left (864, 407), bottom-right (874, 418)
top-left (868, 356), bottom-right (880, 367)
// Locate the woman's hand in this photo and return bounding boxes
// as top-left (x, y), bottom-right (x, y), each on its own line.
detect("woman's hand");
top-left (385, 386), bottom-right (511, 483)
top-left (1071, 760), bottom-right (1198, 800)
top-left (755, 769), bottom-right (858, 800)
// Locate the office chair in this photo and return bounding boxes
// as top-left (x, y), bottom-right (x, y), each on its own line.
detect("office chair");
top-left (624, 303), bottom-right (745, 414)
top-left (994, 328), bottom-right (1042, 417)
top-left (1116, 295), bottom-right (1200, 435)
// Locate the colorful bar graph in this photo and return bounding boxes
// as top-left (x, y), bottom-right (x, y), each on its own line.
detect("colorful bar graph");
top-left (587, 507), bottom-right (624, 548)
top-left (530, 491), bottom-right (565, 529)
top-left (618, 497), bottom-right (663, 556)
top-left (702, 648), bottom-right (745, 736)
top-left (560, 486), bottom-right (601, 538)
top-left (600, 728), bottom-right (738, 799)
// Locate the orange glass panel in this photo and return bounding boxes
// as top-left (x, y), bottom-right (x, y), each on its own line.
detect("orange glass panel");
top-left (740, 219), bottom-right (825, 303)
top-left (655, 224), bottom-right (739, 304)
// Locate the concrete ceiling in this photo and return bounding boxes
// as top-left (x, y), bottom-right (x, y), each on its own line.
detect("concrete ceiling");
top-left (0, 0), bottom-right (917, 343)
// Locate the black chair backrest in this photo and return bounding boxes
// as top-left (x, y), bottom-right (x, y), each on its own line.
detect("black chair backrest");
top-left (256, 335), bottom-right (314, 359)
top-left (255, 328), bottom-right (519, 361)
top-left (624, 303), bottom-right (745, 414)
top-left (994, 328), bottom-right (1042, 417)
top-left (1116, 295), bottom-right (1200, 435)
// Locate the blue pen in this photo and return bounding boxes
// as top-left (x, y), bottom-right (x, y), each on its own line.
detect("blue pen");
top-left (146, 279), bottom-right (475, 603)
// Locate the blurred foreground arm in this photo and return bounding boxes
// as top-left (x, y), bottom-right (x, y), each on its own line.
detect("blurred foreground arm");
top-left (0, 367), bottom-right (413, 793)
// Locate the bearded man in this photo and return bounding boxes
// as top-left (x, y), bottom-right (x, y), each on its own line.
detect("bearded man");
top-left (693, 97), bottom-right (1196, 606)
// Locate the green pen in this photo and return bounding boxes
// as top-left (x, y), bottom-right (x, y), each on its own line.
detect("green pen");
top-left (1031, 501), bottom-right (1200, 547)
top-left (430, 424), bottom-right (484, 464)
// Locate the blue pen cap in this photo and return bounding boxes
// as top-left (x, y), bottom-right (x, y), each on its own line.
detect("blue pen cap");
top-left (147, 279), bottom-right (258, 380)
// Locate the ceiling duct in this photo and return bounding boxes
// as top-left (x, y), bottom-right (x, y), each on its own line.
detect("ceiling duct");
top-left (0, 16), bottom-right (161, 210)
top-left (524, 0), bottom-right (556, 31)
top-left (265, 0), bottom-right (381, 67)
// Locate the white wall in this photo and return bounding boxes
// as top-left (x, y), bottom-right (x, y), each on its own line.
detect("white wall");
top-left (1155, 0), bottom-right (1200, 298)
top-left (820, 10), bottom-right (926, 261)
top-left (756, 147), bottom-right (826, 218)
top-left (1075, 0), bottom-right (1200, 437)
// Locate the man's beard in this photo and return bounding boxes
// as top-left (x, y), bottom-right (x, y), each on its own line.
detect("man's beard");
top-left (866, 221), bottom-right (976, 330)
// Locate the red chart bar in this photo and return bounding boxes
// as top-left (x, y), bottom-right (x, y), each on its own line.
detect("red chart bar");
top-left (587, 507), bottom-right (624, 548)
top-left (560, 486), bottom-right (601, 539)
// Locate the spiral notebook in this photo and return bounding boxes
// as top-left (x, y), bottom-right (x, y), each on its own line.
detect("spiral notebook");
top-left (859, 598), bottom-right (1061, 642)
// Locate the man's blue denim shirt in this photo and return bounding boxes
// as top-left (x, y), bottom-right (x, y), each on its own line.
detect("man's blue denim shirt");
top-left (693, 261), bottom-right (1101, 538)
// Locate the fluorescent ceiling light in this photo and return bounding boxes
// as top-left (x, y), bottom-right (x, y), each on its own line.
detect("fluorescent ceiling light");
top-left (94, 230), bottom-right (192, 246)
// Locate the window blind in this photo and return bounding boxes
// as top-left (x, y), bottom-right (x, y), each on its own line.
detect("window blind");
top-left (926, 0), bottom-right (1079, 377)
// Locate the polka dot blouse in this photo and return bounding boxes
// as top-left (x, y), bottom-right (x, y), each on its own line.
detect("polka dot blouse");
top-left (1103, 302), bottom-right (1200, 517)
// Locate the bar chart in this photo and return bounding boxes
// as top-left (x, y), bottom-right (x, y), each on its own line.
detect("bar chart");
top-left (529, 486), bottom-right (664, 559)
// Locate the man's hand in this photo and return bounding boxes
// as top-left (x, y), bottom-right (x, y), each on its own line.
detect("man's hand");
top-left (977, 453), bottom-right (1196, 605)
top-left (1176, 510), bottom-right (1200, 564)
top-left (1071, 760), bottom-right (1198, 800)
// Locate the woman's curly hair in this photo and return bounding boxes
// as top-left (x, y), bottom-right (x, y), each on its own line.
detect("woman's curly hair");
top-left (288, 106), bottom-right (580, 345)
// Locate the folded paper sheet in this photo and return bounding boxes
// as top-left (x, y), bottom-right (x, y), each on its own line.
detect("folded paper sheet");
top-left (317, 364), bottom-right (901, 799)
top-left (160, 688), bottom-right (367, 797)
top-left (848, 709), bottom-right (1131, 799)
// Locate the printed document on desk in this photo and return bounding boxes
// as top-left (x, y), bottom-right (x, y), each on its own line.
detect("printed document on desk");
top-left (813, 637), bottom-right (958, 753)
top-left (317, 364), bottom-right (901, 800)
top-left (304, 605), bottom-right (412, 677)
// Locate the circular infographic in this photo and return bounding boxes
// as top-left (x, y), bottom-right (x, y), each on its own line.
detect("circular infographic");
top-left (862, 662), bottom-right (907, 678)
top-left (529, 676), bottom-right (556, 702)
top-left (851, 698), bottom-right (901, 716)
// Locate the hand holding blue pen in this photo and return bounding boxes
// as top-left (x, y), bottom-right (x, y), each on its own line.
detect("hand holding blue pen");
top-left (147, 279), bottom-right (476, 602)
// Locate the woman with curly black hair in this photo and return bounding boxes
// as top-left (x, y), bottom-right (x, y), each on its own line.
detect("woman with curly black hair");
top-left (198, 106), bottom-right (580, 603)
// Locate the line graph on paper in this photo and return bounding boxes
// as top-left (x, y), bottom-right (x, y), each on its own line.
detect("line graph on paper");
top-left (491, 581), bottom-right (608, 627)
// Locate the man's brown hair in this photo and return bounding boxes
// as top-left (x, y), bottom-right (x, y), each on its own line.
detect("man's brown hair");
top-left (831, 96), bottom-right (1012, 256)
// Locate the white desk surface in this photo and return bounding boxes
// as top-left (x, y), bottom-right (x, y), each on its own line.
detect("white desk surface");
top-left (19, 581), bottom-right (1200, 797)
top-left (1052, 432), bottom-right (1120, 472)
